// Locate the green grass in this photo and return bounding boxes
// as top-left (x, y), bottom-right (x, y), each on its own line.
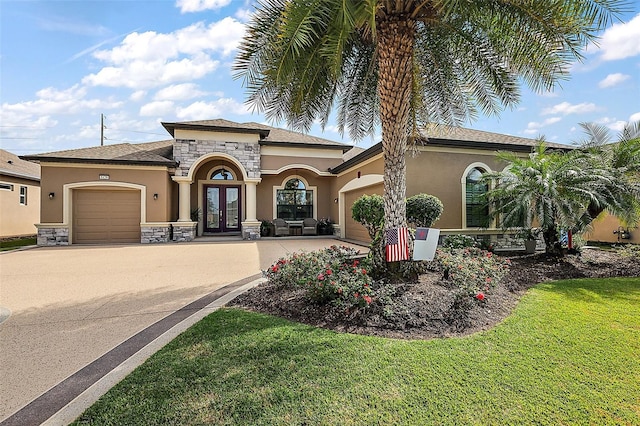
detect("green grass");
top-left (74, 278), bottom-right (640, 425)
top-left (0, 237), bottom-right (36, 251)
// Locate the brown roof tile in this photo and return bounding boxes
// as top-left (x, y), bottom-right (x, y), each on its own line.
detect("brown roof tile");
top-left (21, 140), bottom-right (175, 166)
top-left (0, 149), bottom-right (40, 181)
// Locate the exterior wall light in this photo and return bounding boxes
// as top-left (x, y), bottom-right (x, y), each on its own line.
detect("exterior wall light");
top-left (49, 192), bottom-right (55, 199)
top-left (153, 193), bottom-right (159, 200)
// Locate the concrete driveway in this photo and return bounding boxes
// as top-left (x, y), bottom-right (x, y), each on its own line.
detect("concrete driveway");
top-left (0, 238), bottom-right (365, 423)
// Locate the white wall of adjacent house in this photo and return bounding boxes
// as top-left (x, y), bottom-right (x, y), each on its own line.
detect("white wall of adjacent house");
top-left (0, 177), bottom-right (40, 238)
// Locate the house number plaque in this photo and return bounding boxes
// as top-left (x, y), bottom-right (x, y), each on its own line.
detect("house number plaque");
top-left (99, 174), bottom-right (110, 180)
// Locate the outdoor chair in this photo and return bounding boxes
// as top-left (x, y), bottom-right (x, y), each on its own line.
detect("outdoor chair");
top-left (273, 218), bottom-right (290, 237)
top-left (302, 218), bottom-right (318, 236)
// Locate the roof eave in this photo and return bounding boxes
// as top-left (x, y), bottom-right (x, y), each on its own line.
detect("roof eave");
top-left (20, 156), bottom-right (177, 168)
top-left (0, 169), bottom-right (40, 182)
top-left (162, 122), bottom-right (270, 138)
top-left (330, 143), bottom-right (383, 173)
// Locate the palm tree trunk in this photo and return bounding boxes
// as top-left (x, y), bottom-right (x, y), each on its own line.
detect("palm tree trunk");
top-left (377, 17), bottom-right (416, 234)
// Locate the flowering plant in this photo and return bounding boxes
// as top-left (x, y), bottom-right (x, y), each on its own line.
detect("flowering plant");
top-left (265, 245), bottom-right (374, 309)
top-left (436, 247), bottom-right (510, 301)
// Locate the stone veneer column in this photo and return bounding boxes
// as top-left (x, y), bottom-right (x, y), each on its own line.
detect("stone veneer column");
top-left (173, 177), bottom-right (192, 222)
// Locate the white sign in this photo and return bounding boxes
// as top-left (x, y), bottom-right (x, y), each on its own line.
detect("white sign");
top-left (413, 227), bottom-right (440, 261)
top-left (99, 174), bottom-right (110, 180)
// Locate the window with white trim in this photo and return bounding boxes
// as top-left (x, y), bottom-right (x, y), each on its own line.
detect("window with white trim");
top-left (276, 178), bottom-right (313, 220)
top-left (19, 186), bottom-right (27, 205)
top-left (465, 168), bottom-right (489, 227)
top-left (0, 183), bottom-right (14, 191)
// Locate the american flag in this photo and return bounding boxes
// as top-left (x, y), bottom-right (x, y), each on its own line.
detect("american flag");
top-left (385, 227), bottom-right (409, 262)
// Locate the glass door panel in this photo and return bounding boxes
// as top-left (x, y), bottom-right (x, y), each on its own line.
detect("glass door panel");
top-left (206, 187), bottom-right (220, 231)
top-left (226, 187), bottom-right (239, 228)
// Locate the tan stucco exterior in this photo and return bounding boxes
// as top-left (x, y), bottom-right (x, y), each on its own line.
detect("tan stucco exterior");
top-left (0, 174), bottom-right (40, 238)
top-left (39, 163), bottom-right (173, 224)
top-left (582, 212), bottom-right (640, 244)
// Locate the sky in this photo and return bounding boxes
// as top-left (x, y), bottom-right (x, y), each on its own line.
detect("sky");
top-left (1, 0), bottom-right (639, 156)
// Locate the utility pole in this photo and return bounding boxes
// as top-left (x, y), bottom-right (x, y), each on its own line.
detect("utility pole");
top-left (100, 113), bottom-right (105, 146)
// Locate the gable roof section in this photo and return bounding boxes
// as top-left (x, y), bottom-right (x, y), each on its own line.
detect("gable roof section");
top-left (330, 125), bottom-right (570, 174)
top-left (162, 119), bottom-right (352, 152)
top-left (21, 140), bottom-right (175, 167)
top-left (0, 149), bottom-right (41, 181)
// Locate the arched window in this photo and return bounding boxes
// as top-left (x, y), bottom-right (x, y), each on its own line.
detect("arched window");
top-left (276, 178), bottom-right (313, 220)
top-left (210, 168), bottom-right (234, 180)
top-left (465, 167), bottom-right (489, 228)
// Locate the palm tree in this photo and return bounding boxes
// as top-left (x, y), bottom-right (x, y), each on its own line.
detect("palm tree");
top-left (575, 121), bottom-right (640, 226)
top-left (483, 141), bottom-right (635, 254)
top-left (235, 0), bottom-right (626, 263)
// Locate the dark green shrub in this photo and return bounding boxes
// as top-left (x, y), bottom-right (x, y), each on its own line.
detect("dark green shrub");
top-left (351, 194), bottom-right (384, 240)
top-left (406, 193), bottom-right (443, 227)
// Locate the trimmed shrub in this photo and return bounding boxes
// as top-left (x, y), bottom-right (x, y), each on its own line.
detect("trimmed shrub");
top-left (406, 193), bottom-right (443, 227)
top-left (351, 194), bottom-right (384, 240)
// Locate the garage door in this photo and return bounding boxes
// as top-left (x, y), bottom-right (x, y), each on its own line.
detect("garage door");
top-left (344, 183), bottom-right (383, 243)
top-left (73, 189), bottom-right (141, 244)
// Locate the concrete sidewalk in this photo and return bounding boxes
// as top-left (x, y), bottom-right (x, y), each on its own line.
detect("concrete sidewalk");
top-left (0, 238), bottom-right (365, 424)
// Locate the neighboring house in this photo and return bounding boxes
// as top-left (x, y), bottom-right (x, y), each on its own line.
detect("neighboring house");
top-left (0, 149), bottom-right (41, 238)
top-left (22, 119), bottom-right (584, 247)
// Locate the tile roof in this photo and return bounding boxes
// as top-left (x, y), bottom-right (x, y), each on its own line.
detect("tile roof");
top-left (0, 149), bottom-right (40, 181)
top-left (162, 119), bottom-right (352, 151)
top-left (21, 140), bottom-right (175, 166)
top-left (418, 124), bottom-right (568, 149)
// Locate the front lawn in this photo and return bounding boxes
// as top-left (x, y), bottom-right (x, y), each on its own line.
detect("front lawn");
top-left (74, 277), bottom-right (640, 425)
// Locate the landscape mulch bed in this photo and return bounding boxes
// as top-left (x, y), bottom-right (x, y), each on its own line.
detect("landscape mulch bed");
top-left (230, 249), bottom-right (640, 340)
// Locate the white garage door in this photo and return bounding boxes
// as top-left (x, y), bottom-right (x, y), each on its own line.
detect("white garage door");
top-left (344, 183), bottom-right (383, 243)
top-left (73, 189), bottom-right (141, 244)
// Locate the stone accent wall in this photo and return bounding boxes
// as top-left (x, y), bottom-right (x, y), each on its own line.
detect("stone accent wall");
top-left (37, 227), bottom-right (69, 246)
top-left (172, 223), bottom-right (197, 242)
top-left (141, 226), bottom-right (170, 244)
top-left (242, 222), bottom-right (261, 240)
top-left (174, 139), bottom-right (261, 179)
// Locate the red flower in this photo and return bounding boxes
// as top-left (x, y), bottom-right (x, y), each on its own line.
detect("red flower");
top-left (317, 273), bottom-right (325, 281)
top-left (271, 265), bottom-right (279, 273)
top-left (326, 269), bottom-right (332, 275)
top-left (475, 292), bottom-right (485, 301)
top-left (354, 292), bottom-right (359, 299)
top-left (363, 295), bottom-right (372, 304)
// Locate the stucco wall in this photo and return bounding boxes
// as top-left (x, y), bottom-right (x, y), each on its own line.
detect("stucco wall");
top-left (583, 212), bottom-right (640, 244)
top-left (256, 171), bottom-right (335, 221)
top-left (39, 164), bottom-right (172, 223)
top-left (0, 175), bottom-right (40, 237)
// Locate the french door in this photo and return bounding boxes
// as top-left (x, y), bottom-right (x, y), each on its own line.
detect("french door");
top-left (204, 185), bottom-right (241, 233)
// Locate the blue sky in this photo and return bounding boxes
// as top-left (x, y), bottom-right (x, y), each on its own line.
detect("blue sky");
top-left (1, 0), bottom-right (639, 155)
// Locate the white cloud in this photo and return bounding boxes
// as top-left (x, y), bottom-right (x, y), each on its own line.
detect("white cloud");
top-left (629, 112), bottom-right (640, 122)
top-left (1, 85), bottom-right (123, 116)
top-left (541, 102), bottom-right (598, 116)
top-left (598, 73), bottom-right (630, 88)
top-left (140, 101), bottom-right (175, 117)
top-left (596, 13), bottom-right (640, 61)
top-left (176, 98), bottom-right (250, 120)
top-left (154, 83), bottom-right (207, 101)
top-left (130, 90), bottom-right (147, 102)
top-left (523, 117), bottom-right (562, 134)
top-left (235, 8), bottom-right (253, 22)
top-left (176, 0), bottom-right (232, 13)
top-left (83, 19), bottom-right (244, 89)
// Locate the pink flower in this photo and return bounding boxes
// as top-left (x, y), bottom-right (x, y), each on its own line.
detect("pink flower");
top-left (475, 293), bottom-right (485, 301)
top-left (363, 295), bottom-right (372, 305)
top-left (354, 292), bottom-right (360, 299)
top-left (317, 273), bottom-right (325, 281)
top-left (326, 269), bottom-right (332, 275)
top-left (486, 277), bottom-right (492, 283)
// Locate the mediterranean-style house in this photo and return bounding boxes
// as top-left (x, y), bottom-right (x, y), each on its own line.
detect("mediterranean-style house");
top-left (0, 149), bottom-right (41, 239)
top-left (21, 119), bottom-right (635, 246)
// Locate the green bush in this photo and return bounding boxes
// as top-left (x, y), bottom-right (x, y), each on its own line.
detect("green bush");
top-left (406, 193), bottom-right (443, 227)
top-left (442, 234), bottom-right (478, 249)
top-left (351, 194), bottom-right (384, 240)
top-left (265, 245), bottom-right (374, 309)
top-left (436, 247), bottom-right (511, 300)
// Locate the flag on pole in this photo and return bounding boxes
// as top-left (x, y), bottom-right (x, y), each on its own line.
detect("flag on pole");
top-left (385, 227), bottom-right (409, 262)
